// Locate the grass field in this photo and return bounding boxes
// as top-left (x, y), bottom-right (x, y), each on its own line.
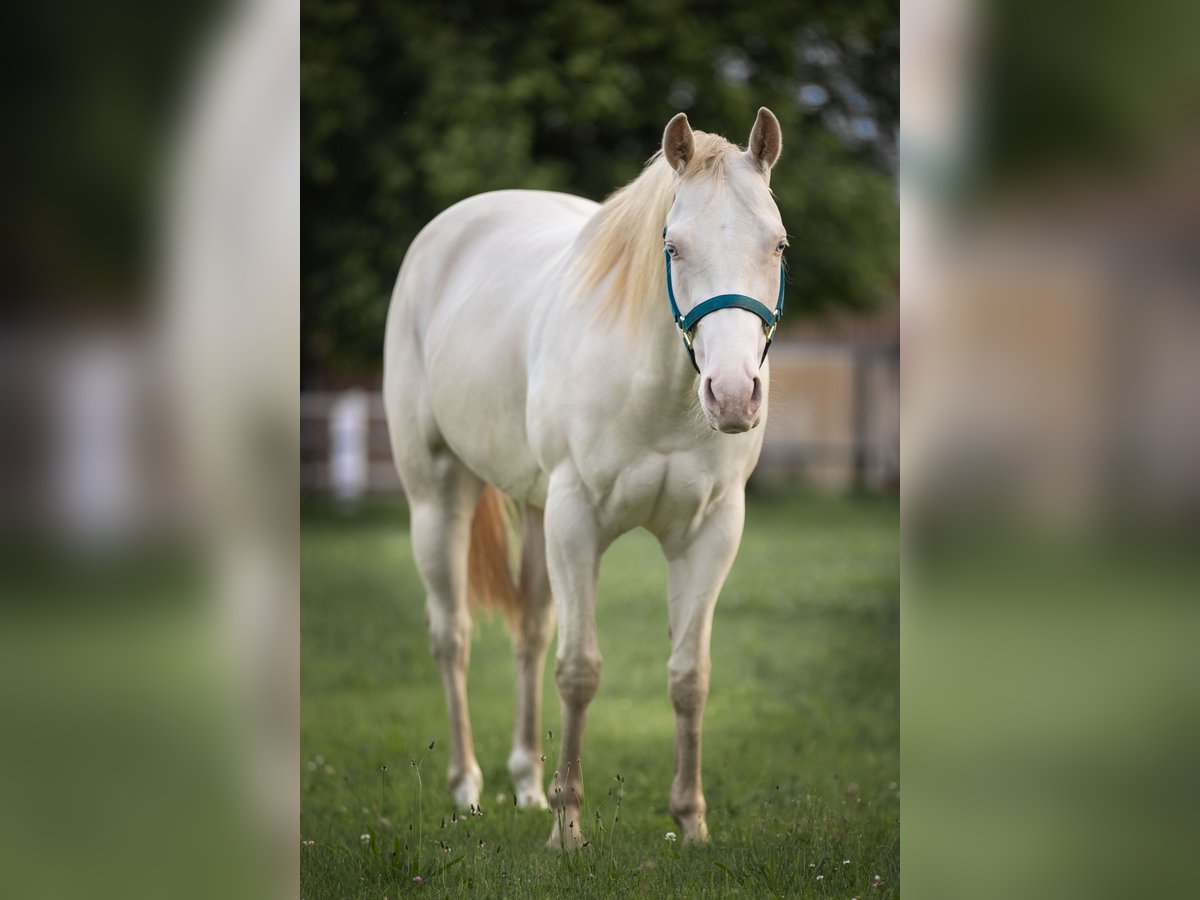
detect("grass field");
top-left (301, 488), bottom-right (899, 898)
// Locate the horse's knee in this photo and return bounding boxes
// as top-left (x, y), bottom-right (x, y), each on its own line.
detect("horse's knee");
top-left (555, 651), bottom-right (601, 707)
top-left (668, 658), bottom-right (711, 714)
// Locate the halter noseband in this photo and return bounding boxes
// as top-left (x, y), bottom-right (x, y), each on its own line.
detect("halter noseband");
top-left (662, 227), bottom-right (785, 374)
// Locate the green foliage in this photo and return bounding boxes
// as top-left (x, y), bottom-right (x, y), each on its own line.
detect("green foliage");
top-left (302, 0), bottom-right (898, 374)
top-left (301, 488), bottom-right (900, 896)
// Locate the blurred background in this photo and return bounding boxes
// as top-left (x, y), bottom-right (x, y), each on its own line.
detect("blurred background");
top-left (300, 0), bottom-right (900, 497)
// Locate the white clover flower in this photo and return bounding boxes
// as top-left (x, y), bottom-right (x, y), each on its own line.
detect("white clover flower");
top-left (664, 832), bottom-right (677, 842)
top-left (360, 833), bottom-right (370, 844)
top-left (815, 874), bottom-right (824, 881)
top-left (844, 859), bottom-right (851, 865)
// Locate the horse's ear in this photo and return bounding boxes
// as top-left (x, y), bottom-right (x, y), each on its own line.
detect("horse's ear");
top-left (662, 113), bottom-right (694, 174)
top-left (747, 107), bottom-right (782, 174)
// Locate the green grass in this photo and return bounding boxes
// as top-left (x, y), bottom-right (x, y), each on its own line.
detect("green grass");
top-left (301, 488), bottom-right (899, 898)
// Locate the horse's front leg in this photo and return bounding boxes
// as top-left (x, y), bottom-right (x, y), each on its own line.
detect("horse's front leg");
top-left (660, 493), bottom-right (745, 842)
top-left (542, 474), bottom-right (610, 848)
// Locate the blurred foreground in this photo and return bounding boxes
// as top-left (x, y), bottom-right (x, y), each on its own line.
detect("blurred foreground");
top-left (0, 0), bottom-right (297, 898)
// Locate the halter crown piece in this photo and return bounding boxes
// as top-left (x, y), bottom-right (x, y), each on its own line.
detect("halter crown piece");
top-left (662, 226), bottom-right (785, 374)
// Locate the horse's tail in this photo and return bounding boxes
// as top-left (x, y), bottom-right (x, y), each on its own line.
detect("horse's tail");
top-left (467, 485), bottom-right (522, 626)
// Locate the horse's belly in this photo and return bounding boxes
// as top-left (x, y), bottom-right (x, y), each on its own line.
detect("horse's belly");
top-left (429, 373), bottom-right (547, 503)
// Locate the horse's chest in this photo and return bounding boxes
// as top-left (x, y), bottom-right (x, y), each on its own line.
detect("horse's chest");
top-left (588, 451), bottom-right (730, 535)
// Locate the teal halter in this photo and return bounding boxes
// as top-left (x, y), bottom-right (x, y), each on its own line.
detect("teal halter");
top-left (663, 227), bottom-right (785, 374)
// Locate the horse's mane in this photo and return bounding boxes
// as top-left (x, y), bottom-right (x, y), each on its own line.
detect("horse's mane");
top-left (571, 131), bottom-right (742, 327)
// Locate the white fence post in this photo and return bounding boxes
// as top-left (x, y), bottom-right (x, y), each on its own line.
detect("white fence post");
top-left (328, 390), bottom-right (369, 504)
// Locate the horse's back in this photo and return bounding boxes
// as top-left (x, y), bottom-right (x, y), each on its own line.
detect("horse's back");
top-left (384, 190), bottom-right (596, 500)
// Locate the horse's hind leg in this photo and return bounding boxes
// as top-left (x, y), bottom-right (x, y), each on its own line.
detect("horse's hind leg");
top-left (407, 461), bottom-right (485, 809)
top-left (508, 504), bottom-right (554, 809)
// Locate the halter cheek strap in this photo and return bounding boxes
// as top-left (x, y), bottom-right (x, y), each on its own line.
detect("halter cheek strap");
top-left (663, 227), bottom-right (785, 374)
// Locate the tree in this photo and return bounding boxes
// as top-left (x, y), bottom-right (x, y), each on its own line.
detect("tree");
top-left (302, 0), bottom-right (898, 376)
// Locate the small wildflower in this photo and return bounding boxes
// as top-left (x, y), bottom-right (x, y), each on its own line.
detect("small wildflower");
top-left (665, 832), bottom-right (677, 842)
top-left (844, 859), bottom-right (851, 865)
top-left (412, 875), bottom-right (423, 885)
top-left (809, 863), bottom-right (816, 868)
top-left (378, 817), bottom-right (391, 829)
top-left (380, 764), bottom-right (388, 773)
top-left (360, 833), bottom-right (370, 844)
top-left (302, 839), bottom-right (314, 846)
top-left (816, 874), bottom-right (824, 881)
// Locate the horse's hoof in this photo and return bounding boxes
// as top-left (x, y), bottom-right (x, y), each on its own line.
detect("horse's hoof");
top-left (545, 820), bottom-right (586, 850)
top-left (449, 764), bottom-right (483, 810)
top-left (516, 789), bottom-right (549, 810)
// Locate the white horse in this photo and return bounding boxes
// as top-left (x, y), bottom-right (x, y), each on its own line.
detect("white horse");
top-left (384, 108), bottom-right (786, 846)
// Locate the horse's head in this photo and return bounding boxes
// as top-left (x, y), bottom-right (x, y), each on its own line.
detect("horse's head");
top-left (661, 108), bottom-right (785, 434)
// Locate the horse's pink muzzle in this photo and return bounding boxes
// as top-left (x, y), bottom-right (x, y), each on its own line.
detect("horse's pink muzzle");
top-left (701, 373), bottom-right (763, 433)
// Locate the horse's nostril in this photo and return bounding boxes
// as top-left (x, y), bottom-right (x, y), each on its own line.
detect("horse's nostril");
top-left (749, 376), bottom-right (763, 412)
top-left (703, 376), bottom-right (719, 410)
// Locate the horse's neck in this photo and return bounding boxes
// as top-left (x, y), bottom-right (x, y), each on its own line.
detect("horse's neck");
top-left (638, 303), bottom-right (701, 398)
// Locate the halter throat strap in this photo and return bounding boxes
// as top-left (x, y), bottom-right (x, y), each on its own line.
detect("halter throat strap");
top-left (662, 227), bottom-right (785, 374)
